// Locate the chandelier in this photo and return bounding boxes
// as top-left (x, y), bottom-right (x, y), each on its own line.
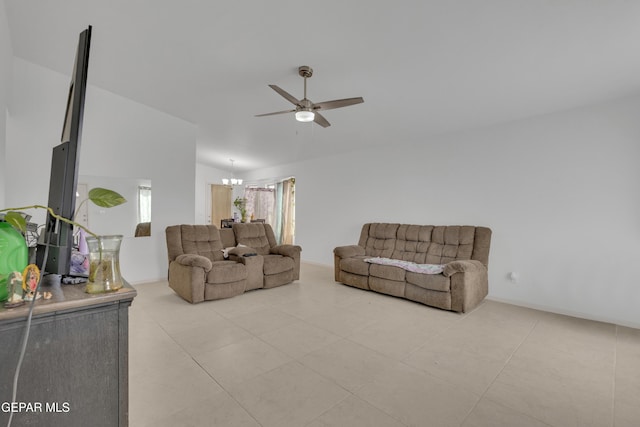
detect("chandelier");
top-left (221, 159), bottom-right (243, 186)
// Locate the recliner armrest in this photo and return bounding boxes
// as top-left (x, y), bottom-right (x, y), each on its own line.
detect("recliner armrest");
top-left (229, 246), bottom-right (258, 257)
top-left (333, 245), bottom-right (365, 259)
top-left (443, 260), bottom-right (486, 277)
top-left (270, 244), bottom-right (302, 258)
top-left (175, 254), bottom-right (213, 272)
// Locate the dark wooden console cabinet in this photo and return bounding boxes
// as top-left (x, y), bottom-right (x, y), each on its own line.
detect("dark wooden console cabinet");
top-left (0, 277), bottom-right (136, 427)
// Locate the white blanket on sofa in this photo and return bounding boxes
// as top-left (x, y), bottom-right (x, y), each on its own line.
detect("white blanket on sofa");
top-left (364, 257), bottom-right (444, 274)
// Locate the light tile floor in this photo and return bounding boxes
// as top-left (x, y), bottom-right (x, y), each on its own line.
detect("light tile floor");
top-left (129, 263), bottom-right (640, 427)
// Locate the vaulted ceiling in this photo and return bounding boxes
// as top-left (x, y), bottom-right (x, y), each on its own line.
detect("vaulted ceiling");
top-left (6, 1), bottom-right (640, 174)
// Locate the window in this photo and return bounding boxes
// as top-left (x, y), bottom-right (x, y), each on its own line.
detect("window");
top-left (138, 185), bottom-right (152, 224)
top-left (244, 177), bottom-right (295, 244)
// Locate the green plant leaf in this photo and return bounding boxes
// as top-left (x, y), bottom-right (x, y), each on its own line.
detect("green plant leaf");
top-left (4, 211), bottom-right (26, 233)
top-left (88, 188), bottom-right (127, 208)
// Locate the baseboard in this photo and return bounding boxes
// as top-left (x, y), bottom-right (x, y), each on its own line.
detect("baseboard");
top-left (300, 259), bottom-right (333, 268)
top-left (486, 296), bottom-right (640, 330)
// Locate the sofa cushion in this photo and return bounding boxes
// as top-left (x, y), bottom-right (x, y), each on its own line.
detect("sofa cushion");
top-left (207, 261), bottom-right (247, 284)
top-left (426, 226), bottom-right (475, 264)
top-left (369, 276), bottom-right (405, 297)
top-left (340, 256), bottom-right (370, 276)
top-left (405, 271), bottom-right (450, 292)
top-left (264, 269), bottom-right (294, 289)
top-left (205, 281), bottom-right (245, 300)
top-left (219, 228), bottom-right (236, 249)
top-left (233, 223), bottom-right (274, 255)
top-left (263, 254), bottom-right (294, 276)
top-left (360, 223), bottom-right (399, 258)
top-left (392, 224), bottom-right (434, 263)
top-left (340, 271), bottom-right (370, 290)
top-left (392, 225), bottom-right (476, 265)
top-left (369, 264), bottom-right (405, 282)
top-left (405, 283), bottom-right (451, 311)
top-left (179, 225), bottom-right (226, 261)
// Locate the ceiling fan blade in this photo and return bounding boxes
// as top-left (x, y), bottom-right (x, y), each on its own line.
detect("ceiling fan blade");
top-left (269, 85), bottom-right (301, 106)
top-left (313, 97), bottom-right (364, 111)
top-left (255, 109), bottom-right (296, 117)
top-left (313, 112), bottom-right (331, 128)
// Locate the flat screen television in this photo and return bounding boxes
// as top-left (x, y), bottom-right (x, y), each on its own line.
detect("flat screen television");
top-left (36, 26), bottom-right (92, 277)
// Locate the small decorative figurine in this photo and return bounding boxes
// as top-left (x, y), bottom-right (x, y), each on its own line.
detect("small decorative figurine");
top-left (22, 264), bottom-right (41, 301)
top-left (3, 271), bottom-right (25, 308)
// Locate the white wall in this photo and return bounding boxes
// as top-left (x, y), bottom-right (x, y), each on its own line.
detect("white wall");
top-left (242, 95), bottom-right (640, 328)
top-left (6, 58), bottom-right (197, 283)
top-left (0, 0), bottom-right (11, 207)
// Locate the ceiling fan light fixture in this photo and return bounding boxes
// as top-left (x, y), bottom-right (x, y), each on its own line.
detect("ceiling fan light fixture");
top-left (295, 110), bottom-right (315, 122)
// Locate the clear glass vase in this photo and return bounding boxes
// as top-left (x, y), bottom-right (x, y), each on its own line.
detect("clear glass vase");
top-left (85, 235), bottom-right (124, 294)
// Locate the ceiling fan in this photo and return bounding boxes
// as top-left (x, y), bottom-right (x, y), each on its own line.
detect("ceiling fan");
top-left (255, 65), bottom-right (364, 128)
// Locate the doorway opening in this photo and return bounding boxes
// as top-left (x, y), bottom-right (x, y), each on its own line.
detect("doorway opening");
top-left (208, 177), bottom-right (295, 244)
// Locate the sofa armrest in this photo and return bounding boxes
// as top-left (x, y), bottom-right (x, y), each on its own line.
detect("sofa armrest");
top-left (229, 246), bottom-right (258, 257)
top-left (333, 245), bottom-right (365, 259)
top-left (175, 254), bottom-right (213, 272)
top-left (442, 260), bottom-right (486, 277)
top-left (443, 260), bottom-right (488, 313)
top-left (333, 245), bottom-right (365, 282)
top-left (270, 244), bottom-right (302, 258)
top-left (270, 245), bottom-right (302, 280)
top-left (168, 260), bottom-right (206, 304)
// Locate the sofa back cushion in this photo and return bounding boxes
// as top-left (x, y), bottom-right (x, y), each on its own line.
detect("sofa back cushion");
top-left (393, 225), bottom-right (475, 264)
top-left (358, 223), bottom-right (399, 258)
top-left (358, 223), bottom-right (492, 267)
top-left (165, 224), bottom-right (225, 262)
top-left (233, 223), bottom-right (277, 255)
top-left (219, 228), bottom-right (237, 248)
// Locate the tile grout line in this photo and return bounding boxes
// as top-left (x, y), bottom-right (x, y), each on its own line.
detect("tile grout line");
top-left (612, 325), bottom-right (618, 427)
top-left (187, 354), bottom-right (266, 427)
top-left (457, 318), bottom-right (554, 427)
top-left (131, 298), bottom-right (268, 426)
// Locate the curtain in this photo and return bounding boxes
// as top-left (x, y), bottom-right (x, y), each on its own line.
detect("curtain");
top-left (244, 187), bottom-right (275, 224)
top-left (280, 178), bottom-right (295, 244)
top-left (245, 178), bottom-right (295, 245)
top-left (273, 178), bottom-right (295, 244)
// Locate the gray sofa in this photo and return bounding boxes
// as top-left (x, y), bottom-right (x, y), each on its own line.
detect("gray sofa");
top-left (166, 223), bottom-right (301, 304)
top-left (334, 223), bottom-right (492, 313)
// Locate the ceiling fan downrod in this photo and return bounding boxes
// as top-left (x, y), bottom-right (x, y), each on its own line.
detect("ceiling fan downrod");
top-left (299, 65), bottom-right (313, 101)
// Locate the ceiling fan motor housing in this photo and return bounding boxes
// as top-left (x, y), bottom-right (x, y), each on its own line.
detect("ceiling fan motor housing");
top-left (298, 66), bottom-right (313, 78)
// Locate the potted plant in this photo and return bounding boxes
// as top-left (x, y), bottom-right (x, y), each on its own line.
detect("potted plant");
top-left (233, 196), bottom-right (248, 223)
top-left (0, 187), bottom-right (127, 295)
